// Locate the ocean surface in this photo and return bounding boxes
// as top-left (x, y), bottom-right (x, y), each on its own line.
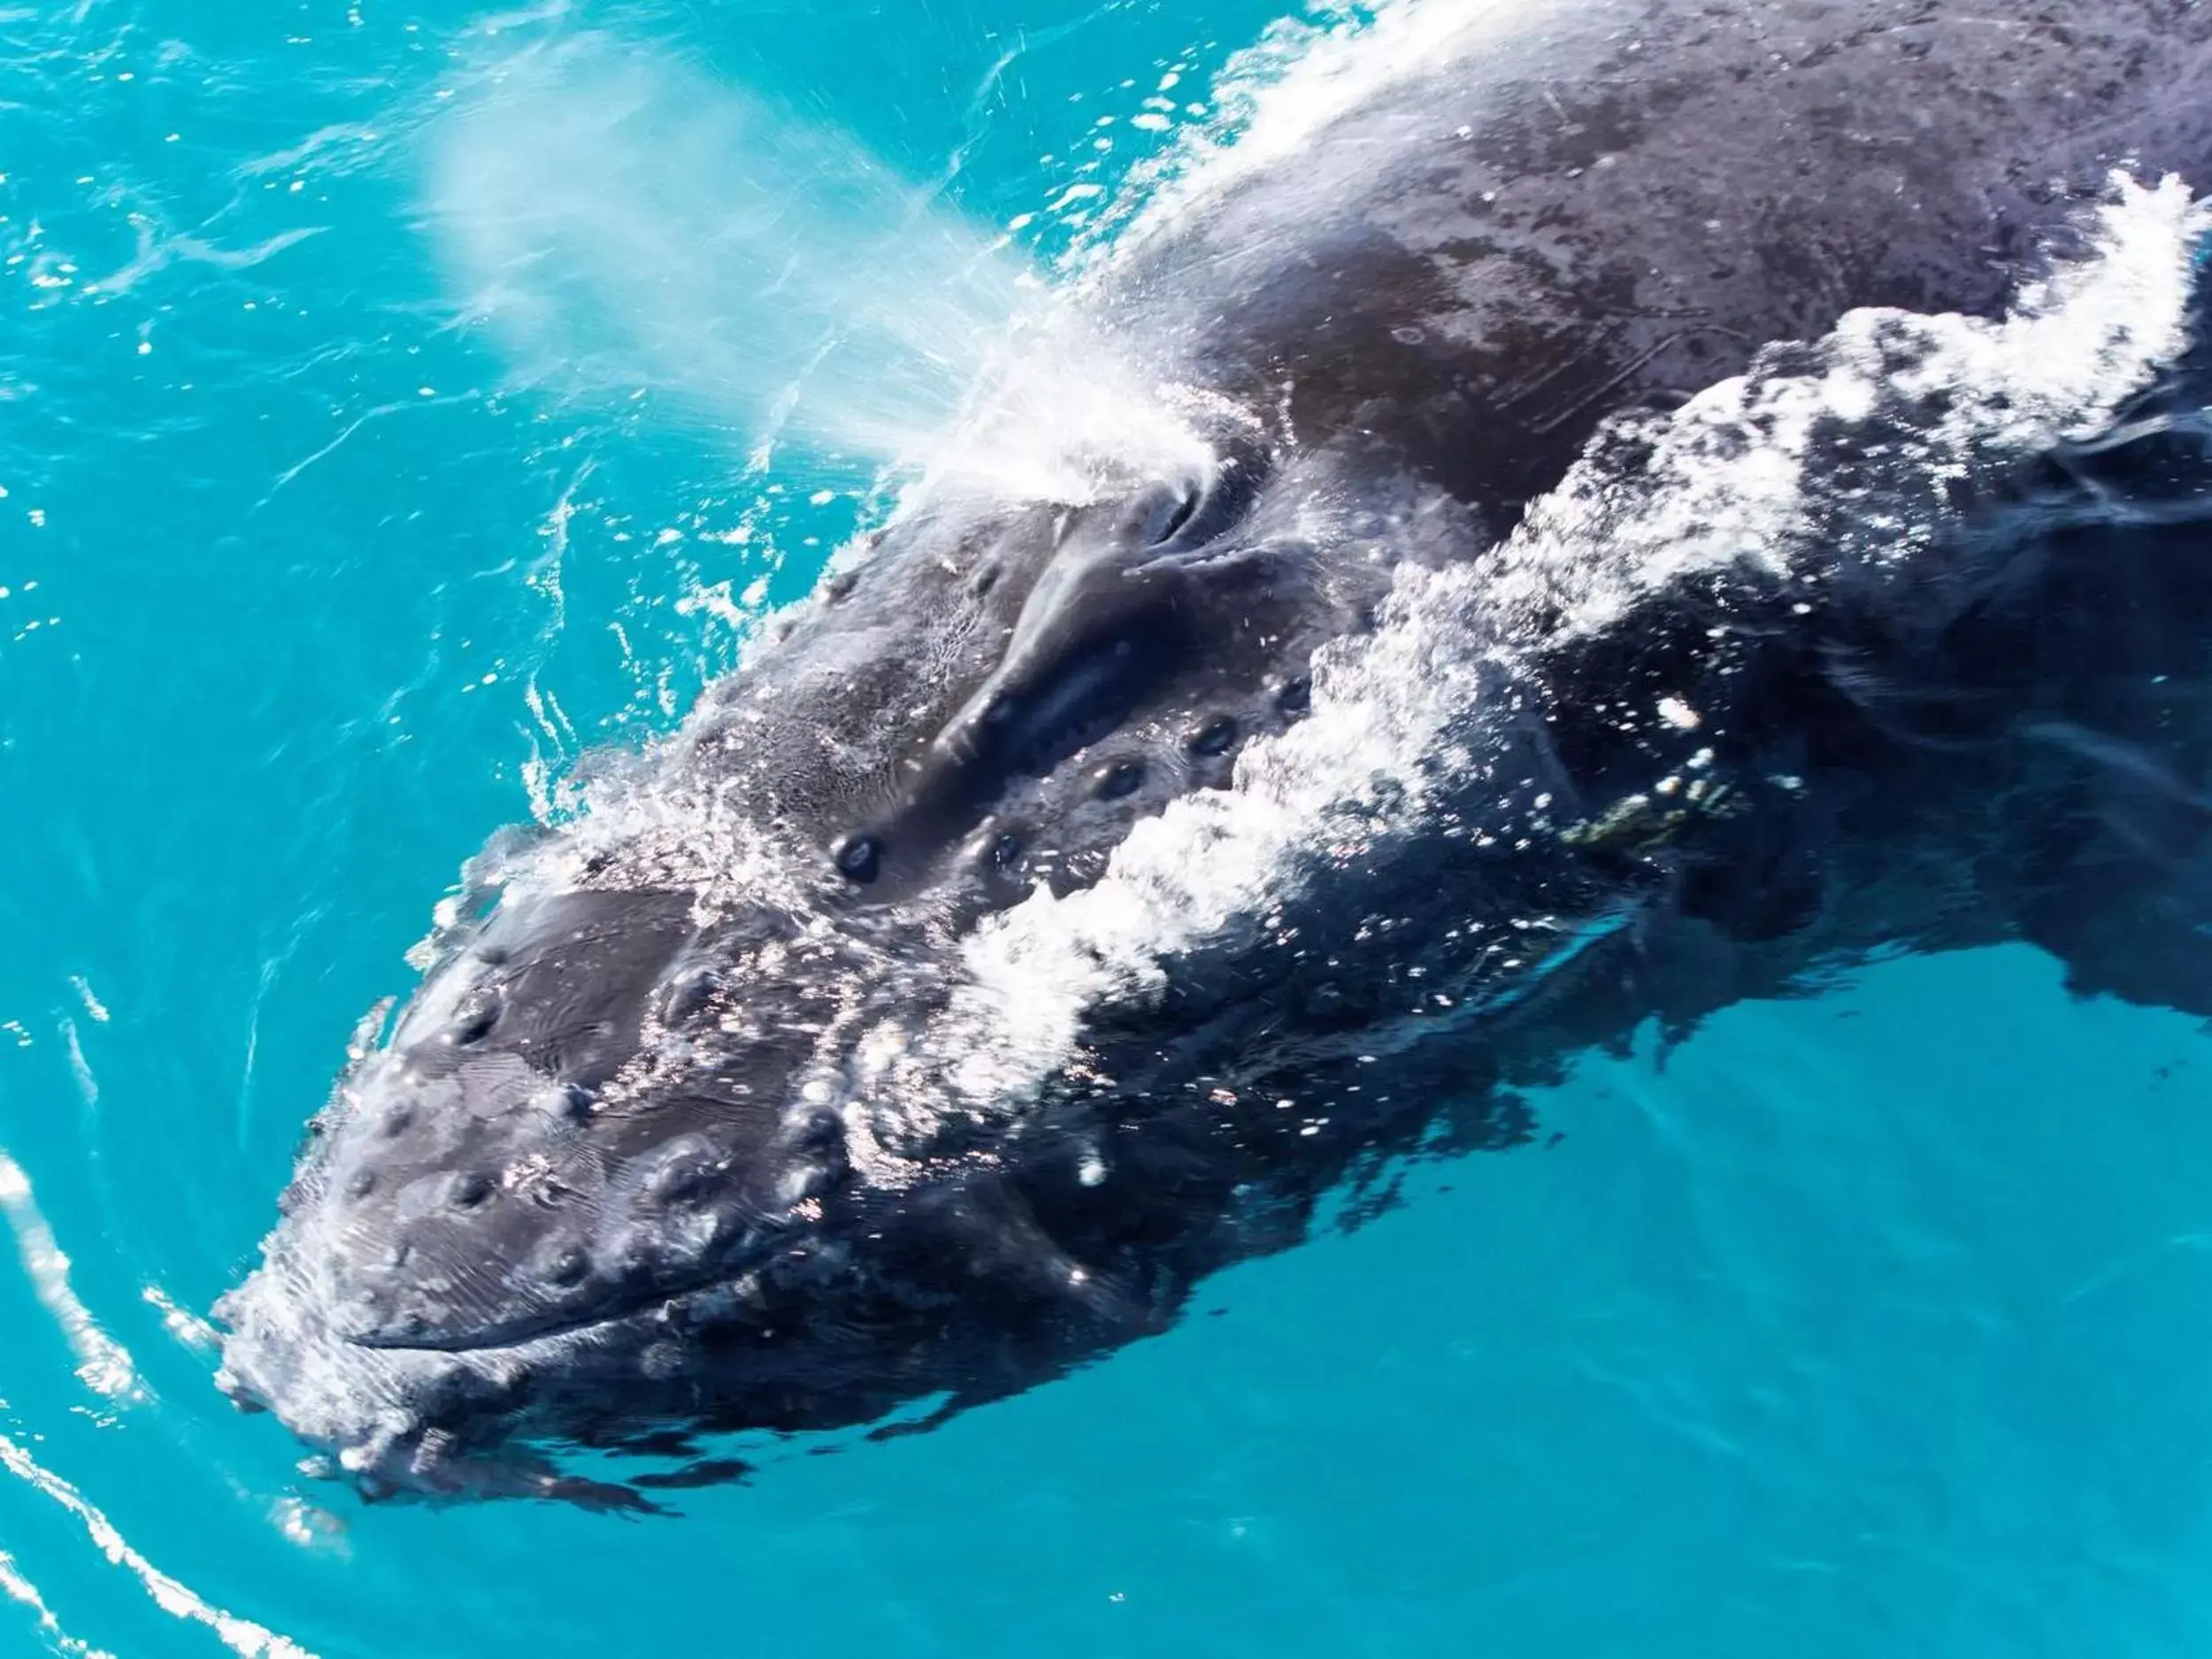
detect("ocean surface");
top-left (6, 1), bottom-right (2212, 1655)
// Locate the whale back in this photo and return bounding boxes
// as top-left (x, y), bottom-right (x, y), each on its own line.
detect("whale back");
top-left (1102, 0), bottom-right (2212, 518)
top-left (571, 0), bottom-right (2212, 918)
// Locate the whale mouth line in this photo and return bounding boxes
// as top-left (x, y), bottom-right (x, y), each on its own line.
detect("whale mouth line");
top-left (331, 1279), bottom-right (726, 1360)
top-left (340, 1310), bottom-right (626, 1358)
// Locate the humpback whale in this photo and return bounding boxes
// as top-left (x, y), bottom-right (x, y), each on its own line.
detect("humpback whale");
top-left (217, 0), bottom-right (2212, 1506)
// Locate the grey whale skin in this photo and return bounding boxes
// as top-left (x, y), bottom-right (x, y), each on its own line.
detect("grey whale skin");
top-left (219, 0), bottom-right (2212, 1504)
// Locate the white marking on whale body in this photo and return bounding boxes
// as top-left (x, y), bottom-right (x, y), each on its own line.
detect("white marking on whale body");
top-left (930, 173), bottom-right (2212, 1115)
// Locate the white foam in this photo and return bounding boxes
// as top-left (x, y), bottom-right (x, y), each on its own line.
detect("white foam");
top-left (66, 979), bottom-right (107, 1025)
top-left (1064, 0), bottom-right (1537, 276)
top-left (898, 319), bottom-right (1227, 507)
top-left (0, 1434), bottom-right (314, 1659)
top-left (0, 1551), bottom-right (114, 1659)
top-left (141, 1285), bottom-right (220, 1355)
top-left (926, 173), bottom-right (2212, 1114)
top-left (0, 1148), bottom-right (142, 1405)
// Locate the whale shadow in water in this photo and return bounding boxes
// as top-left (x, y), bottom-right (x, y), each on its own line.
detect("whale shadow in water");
top-left (213, 0), bottom-right (2212, 1508)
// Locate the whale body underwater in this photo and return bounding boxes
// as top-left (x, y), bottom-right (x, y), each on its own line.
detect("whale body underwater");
top-left (218, 0), bottom-right (2212, 1505)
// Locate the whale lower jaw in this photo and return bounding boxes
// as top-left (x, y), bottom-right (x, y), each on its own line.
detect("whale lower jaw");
top-left (216, 1278), bottom-right (758, 1510)
top-left (337, 1304), bottom-right (649, 1355)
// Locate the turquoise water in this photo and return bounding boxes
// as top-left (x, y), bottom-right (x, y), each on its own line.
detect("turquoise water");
top-left (7, 1), bottom-right (2212, 1655)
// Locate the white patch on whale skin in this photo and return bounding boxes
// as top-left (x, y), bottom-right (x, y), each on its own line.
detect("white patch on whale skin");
top-left (929, 172), bottom-right (2212, 1116)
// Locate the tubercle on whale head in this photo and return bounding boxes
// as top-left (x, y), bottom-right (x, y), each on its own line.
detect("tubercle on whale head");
top-left (207, 412), bottom-right (1357, 1501)
top-left (217, 879), bottom-right (850, 1338)
top-left (204, 863), bottom-right (1221, 1508)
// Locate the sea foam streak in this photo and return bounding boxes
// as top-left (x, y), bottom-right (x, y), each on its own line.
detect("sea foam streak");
top-left (0, 1148), bottom-right (142, 1405)
top-left (0, 1433), bottom-right (315, 1659)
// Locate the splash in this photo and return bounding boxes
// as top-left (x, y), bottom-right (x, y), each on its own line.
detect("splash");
top-left (423, 35), bottom-right (1020, 463)
top-left (1063, 0), bottom-right (1523, 275)
top-left (931, 173), bottom-right (2212, 1111)
top-left (142, 1284), bottom-right (220, 1354)
top-left (422, 35), bottom-right (1201, 500)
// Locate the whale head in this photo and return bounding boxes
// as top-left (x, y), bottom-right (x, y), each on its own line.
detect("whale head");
top-left (211, 429), bottom-right (1456, 1503)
